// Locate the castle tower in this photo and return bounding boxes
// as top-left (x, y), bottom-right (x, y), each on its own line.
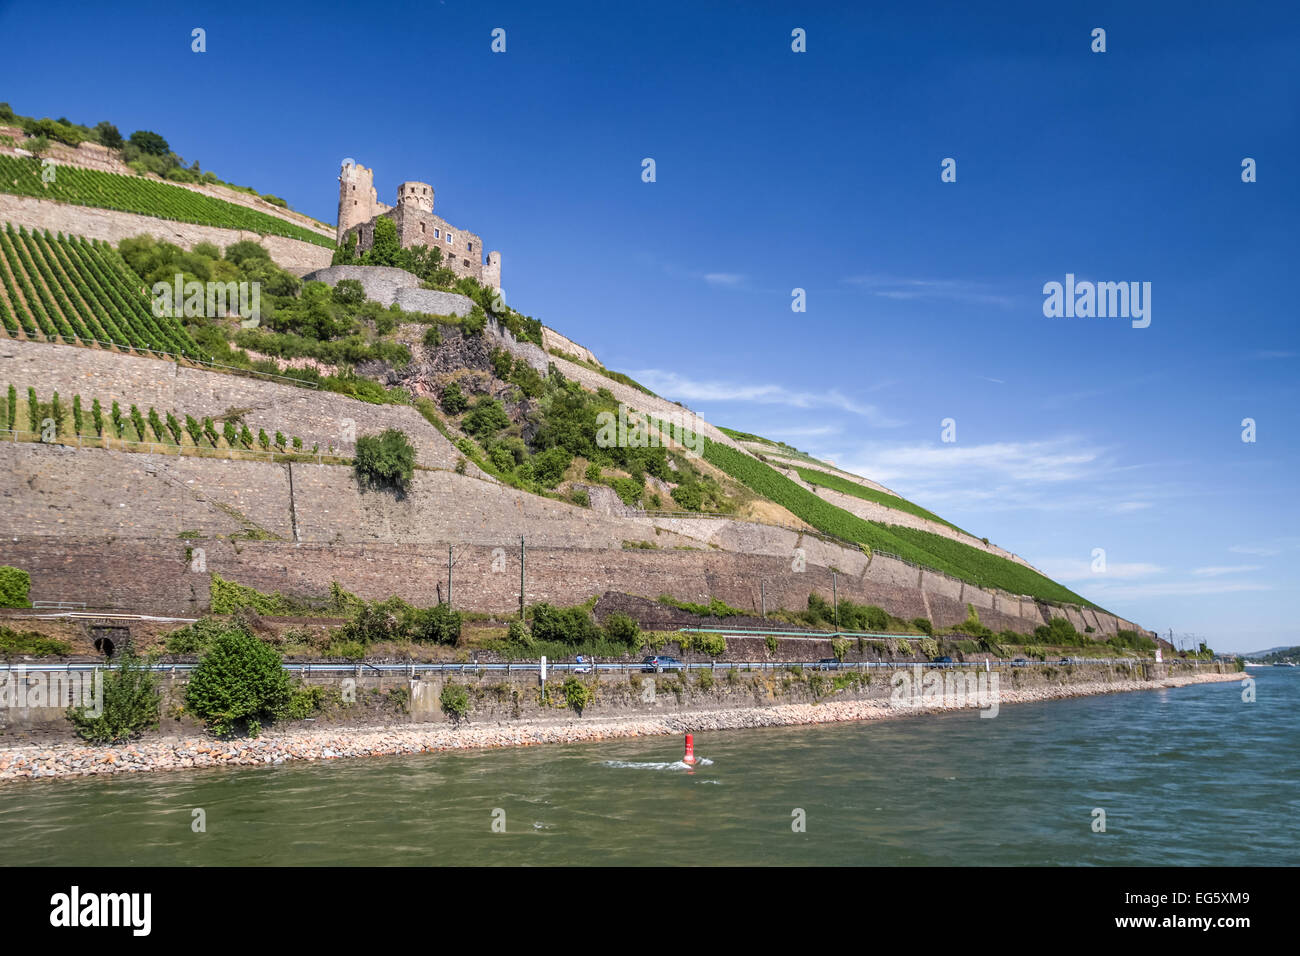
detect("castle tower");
top-left (396, 181), bottom-right (434, 214)
top-left (483, 251), bottom-right (502, 291)
top-left (337, 160), bottom-right (379, 244)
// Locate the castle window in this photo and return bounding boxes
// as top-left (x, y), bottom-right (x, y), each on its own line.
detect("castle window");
top-left (467, 241), bottom-right (473, 252)
top-left (435, 229), bottom-right (440, 238)
top-left (446, 232), bottom-right (454, 245)
top-left (420, 222), bottom-right (425, 234)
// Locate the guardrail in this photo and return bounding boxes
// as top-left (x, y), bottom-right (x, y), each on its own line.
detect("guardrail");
top-left (0, 658), bottom-right (1206, 675)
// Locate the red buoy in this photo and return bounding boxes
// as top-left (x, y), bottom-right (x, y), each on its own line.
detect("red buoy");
top-left (683, 733), bottom-right (697, 765)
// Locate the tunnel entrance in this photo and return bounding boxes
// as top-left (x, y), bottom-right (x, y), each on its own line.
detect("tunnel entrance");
top-left (89, 625), bottom-right (131, 659)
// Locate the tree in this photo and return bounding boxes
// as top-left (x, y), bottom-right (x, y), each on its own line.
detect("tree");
top-left (353, 429), bottom-right (416, 493)
top-left (365, 216), bottom-right (400, 267)
top-left (128, 130), bottom-right (169, 156)
top-left (332, 279), bottom-right (365, 306)
top-left (185, 627), bottom-right (292, 737)
top-left (93, 121), bottom-right (124, 150)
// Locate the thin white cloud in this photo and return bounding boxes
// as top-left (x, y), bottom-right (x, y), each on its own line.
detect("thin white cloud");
top-left (702, 272), bottom-right (745, 287)
top-left (842, 275), bottom-right (1013, 308)
top-left (1248, 350), bottom-right (1296, 360)
top-left (632, 370), bottom-right (905, 427)
top-left (1076, 580), bottom-right (1273, 600)
top-left (1192, 565), bottom-right (1264, 576)
top-left (1035, 558), bottom-right (1166, 582)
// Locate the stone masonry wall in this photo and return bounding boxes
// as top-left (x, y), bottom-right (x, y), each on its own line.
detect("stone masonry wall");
top-left (0, 195), bottom-right (332, 274)
top-left (0, 339), bottom-right (474, 472)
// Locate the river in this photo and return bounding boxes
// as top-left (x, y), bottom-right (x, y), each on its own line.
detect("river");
top-left (1, 669), bottom-right (1294, 865)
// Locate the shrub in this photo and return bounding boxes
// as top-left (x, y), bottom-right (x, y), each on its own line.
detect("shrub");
top-left (0, 625), bottom-right (70, 655)
top-left (66, 650), bottom-right (161, 743)
top-left (165, 616), bottom-right (248, 654)
top-left (530, 602), bottom-right (601, 645)
top-left (440, 683), bottom-right (470, 726)
top-left (410, 602), bottom-right (462, 645)
top-left (506, 618), bottom-right (533, 648)
top-left (603, 611), bottom-right (641, 649)
top-left (422, 325), bottom-right (441, 350)
top-left (440, 382), bottom-right (468, 414)
top-left (911, 617), bottom-right (933, 636)
top-left (832, 637), bottom-right (850, 661)
top-left (353, 428), bottom-right (416, 493)
top-left (185, 627), bottom-right (293, 737)
top-left (561, 676), bottom-right (593, 715)
top-left (0, 566), bottom-right (32, 608)
top-left (765, 634), bottom-right (779, 655)
top-left (72, 394), bottom-right (83, 435)
top-left (462, 396), bottom-right (510, 439)
top-left (342, 596), bottom-right (414, 645)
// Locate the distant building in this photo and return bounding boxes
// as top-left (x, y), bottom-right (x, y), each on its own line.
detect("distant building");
top-left (336, 160), bottom-right (501, 289)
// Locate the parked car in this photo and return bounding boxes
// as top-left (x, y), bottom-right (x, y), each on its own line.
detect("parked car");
top-left (1012, 658), bottom-right (1029, 667)
top-left (931, 656), bottom-right (954, 664)
top-left (1058, 657), bottom-right (1075, 665)
top-left (815, 658), bottom-right (844, 670)
top-left (642, 655), bottom-right (685, 673)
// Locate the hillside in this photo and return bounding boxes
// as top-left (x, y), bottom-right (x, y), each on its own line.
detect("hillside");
top-left (0, 169), bottom-right (1140, 643)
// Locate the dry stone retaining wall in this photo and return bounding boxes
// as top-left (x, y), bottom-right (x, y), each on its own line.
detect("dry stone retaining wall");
top-left (0, 195), bottom-right (332, 274)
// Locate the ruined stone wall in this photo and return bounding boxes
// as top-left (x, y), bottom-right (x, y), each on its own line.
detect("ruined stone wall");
top-left (541, 327), bottom-right (600, 366)
top-left (0, 195), bottom-right (332, 274)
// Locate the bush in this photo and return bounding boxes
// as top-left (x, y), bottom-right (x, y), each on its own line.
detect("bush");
top-left (165, 616), bottom-right (248, 654)
top-left (911, 617), bottom-right (933, 636)
top-left (0, 625), bottom-right (70, 656)
top-left (602, 611), bottom-right (641, 649)
top-left (66, 650), bottom-right (161, 744)
top-left (353, 428), bottom-right (416, 493)
top-left (185, 627), bottom-right (293, 737)
top-left (440, 683), bottom-right (470, 726)
top-left (410, 602), bottom-right (462, 645)
top-left (506, 618), bottom-right (533, 648)
top-left (440, 382), bottom-right (468, 414)
top-left (342, 596), bottom-right (413, 645)
top-left (561, 676), bottom-right (593, 715)
top-left (530, 602), bottom-right (601, 645)
top-left (0, 566), bottom-right (32, 608)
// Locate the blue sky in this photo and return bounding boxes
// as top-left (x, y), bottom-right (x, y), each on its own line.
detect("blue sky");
top-left (2, 0), bottom-right (1296, 651)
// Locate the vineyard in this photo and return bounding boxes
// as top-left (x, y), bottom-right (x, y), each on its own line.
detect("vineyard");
top-left (794, 465), bottom-right (967, 534)
top-left (0, 223), bottom-right (201, 356)
top-left (701, 437), bottom-right (1095, 607)
top-left (0, 156), bottom-right (334, 248)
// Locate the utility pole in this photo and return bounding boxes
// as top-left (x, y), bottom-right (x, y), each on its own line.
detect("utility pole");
top-left (519, 535), bottom-right (526, 620)
top-left (832, 571), bottom-right (839, 634)
top-left (447, 545), bottom-right (456, 608)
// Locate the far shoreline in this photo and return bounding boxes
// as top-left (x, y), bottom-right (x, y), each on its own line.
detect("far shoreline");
top-left (0, 669), bottom-right (1243, 784)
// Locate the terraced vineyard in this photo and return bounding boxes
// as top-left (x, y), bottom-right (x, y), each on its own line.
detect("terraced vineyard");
top-left (0, 223), bottom-right (202, 356)
top-left (794, 465), bottom-right (968, 534)
top-left (0, 156), bottom-right (334, 248)
top-left (700, 437), bottom-right (1095, 606)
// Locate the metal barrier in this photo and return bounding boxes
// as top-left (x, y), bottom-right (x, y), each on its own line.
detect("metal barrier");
top-left (0, 658), bottom-right (1205, 675)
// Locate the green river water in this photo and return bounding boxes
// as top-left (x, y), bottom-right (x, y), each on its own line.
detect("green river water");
top-left (1, 670), bottom-right (1295, 865)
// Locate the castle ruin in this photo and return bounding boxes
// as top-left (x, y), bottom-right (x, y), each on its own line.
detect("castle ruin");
top-left (337, 160), bottom-right (501, 289)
